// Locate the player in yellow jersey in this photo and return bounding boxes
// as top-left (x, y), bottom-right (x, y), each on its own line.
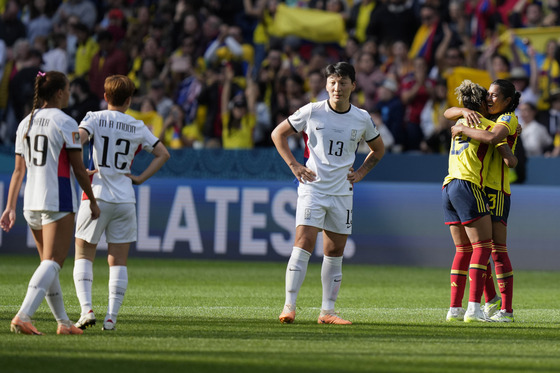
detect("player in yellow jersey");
top-left (449, 80), bottom-right (520, 322)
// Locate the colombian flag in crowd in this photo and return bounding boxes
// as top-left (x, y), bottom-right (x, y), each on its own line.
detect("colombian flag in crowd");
top-left (269, 3), bottom-right (347, 45)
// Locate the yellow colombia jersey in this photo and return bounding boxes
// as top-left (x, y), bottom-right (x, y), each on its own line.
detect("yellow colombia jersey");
top-left (444, 115), bottom-right (495, 188)
top-left (221, 112), bottom-right (256, 149)
top-left (485, 112), bottom-right (519, 194)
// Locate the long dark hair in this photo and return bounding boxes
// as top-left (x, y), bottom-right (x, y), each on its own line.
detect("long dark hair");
top-left (25, 71), bottom-right (68, 139)
top-left (491, 79), bottom-right (521, 113)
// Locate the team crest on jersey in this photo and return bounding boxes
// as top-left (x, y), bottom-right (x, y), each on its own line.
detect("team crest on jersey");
top-left (350, 129), bottom-right (357, 141)
top-left (72, 132), bottom-right (80, 144)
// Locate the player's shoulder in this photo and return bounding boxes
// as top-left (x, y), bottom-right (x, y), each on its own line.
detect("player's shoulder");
top-left (48, 108), bottom-right (78, 126)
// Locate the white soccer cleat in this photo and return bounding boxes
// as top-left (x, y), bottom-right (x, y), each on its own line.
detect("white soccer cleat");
top-left (102, 319), bottom-right (116, 331)
top-left (446, 307), bottom-right (466, 322)
top-left (482, 296), bottom-right (502, 318)
top-left (464, 308), bottom-right (493, 323)
top-left (74, 311), bottom-right (96, 330)
top-left (490, 309), bottom-right (514, 323)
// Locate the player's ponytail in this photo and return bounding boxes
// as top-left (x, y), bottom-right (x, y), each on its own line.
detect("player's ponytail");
top-left (24, 71), bottom-right (68, 140)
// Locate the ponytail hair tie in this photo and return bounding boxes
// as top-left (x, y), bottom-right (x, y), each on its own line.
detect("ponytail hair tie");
top-left (37, 71), bottom-right (46, 77)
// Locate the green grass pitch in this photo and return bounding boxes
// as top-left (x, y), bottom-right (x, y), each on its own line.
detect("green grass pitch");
top-left (0, 255), bottom-right (559, 373)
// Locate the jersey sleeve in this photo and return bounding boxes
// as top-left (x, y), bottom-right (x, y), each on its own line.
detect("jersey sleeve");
top-left (287, 102), bottom-right (312, 133)
top-left (139, 123), bottom-right (159, 153)
top-left (495, 113), bottom-right (518, 148)
top-left (59, 115), bottom-right (81, 150)
top-left (365, 115), bottom-right (381, 142)
top-left (79, 111), bottom-right (96, 139)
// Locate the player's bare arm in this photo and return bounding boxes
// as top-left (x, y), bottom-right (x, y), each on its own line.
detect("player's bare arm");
top-left (126, 142), bottom-right (170, 185)
top-left (444, 106), bottom-right (482, 126)
top-left (453, 123), bottom-right (509, 145)
top-left (0, 155), bottom-right (26, 232)
top-left (67, 149), bottom-right (100, 220)
top-left (271, 119), bottom-right (316, 183)
top-left (347, 136), bottom-right (385, 184)
top-left (497, 143), bottom-right (517, 168)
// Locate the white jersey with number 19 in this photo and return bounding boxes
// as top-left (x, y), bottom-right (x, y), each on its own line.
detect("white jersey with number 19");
top-left (80, 110), bottom-right (159, 203)
top-left (15, 108), bottom-right (82, 212)
top-left (288, 100), bottom-right (380, 196)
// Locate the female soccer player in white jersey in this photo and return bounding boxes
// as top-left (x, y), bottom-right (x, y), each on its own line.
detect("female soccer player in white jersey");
top-left (72, 75), bottom-right (170, 331)
top-left (1, 71), bottom-right (100, 335)
top-left (271, 62), bottom-right (385, 324)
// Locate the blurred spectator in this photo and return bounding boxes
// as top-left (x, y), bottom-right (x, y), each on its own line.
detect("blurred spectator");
top-left (243, 0), bottom-right (279, 78)
top-left (367, 0), bottom-right (419, 48)
top-left (105, 8), bottom-right (127, 44)
top-left (42, 33), bottom-right (68, 73)
top-left (26, 0), bottom-right (55, 45)
top-left (0, 0), bottom-right (27, 47)
top-left (538, 88), bottom-right (560, 156)
top-left (52, 0), bottom-right (97, 32)
top-left (146, 79), bottom-right (174, 120)
top-left (381, 40), bottom-right (414, 83)
top-left (400, 56), bottom-right (435, 151)
top-left (9, 48), bottom-right (43, 124)
top-left (355, 51), bottom-right (385, 111)
top-left (357, 108), bottom-right (395, 153)
top-left (72, 22), bottom-right (99, 78)
top-left (220, 63), bottom-right (257, 149)
top-left (197, 65), bottom-right (225, 145)
top-left (374, 78), bottom-right (405, 151)
top-left (420, 77), bottom-right (452, 153)
top-left (305, 68), bottom-right (329, 103)
top-left (88, 30), bottom-right (128, 100)
top-left (509, 0), bottom-right (545, 28)
top-left (518, 102), bottom-right (553, 156)
top-left (127, 96), bottom-right (165, 141)
top-left (347, 0), bottom-right (377, 44)
top-left (64, 77), bottom-right (100, 123)
top-left (408, 4), bottom-right (444, 69)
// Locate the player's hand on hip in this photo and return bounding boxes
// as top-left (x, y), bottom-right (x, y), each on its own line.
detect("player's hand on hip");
top-left (89, 201), bottom-right (100, 220)
top-left (291, 163), bottom-right (316, 184)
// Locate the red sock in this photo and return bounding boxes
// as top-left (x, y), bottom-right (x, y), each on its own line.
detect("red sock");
top-left (450, 244), bottom-right (472, 308)
top-left (483, 258), bottom-right (497, 302)
top-left (468, 240), bottom-right (492, 303)
top-left (492, 243), bottom-right (514, 312)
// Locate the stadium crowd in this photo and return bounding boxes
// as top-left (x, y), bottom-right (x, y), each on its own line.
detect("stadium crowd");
top-left (1, 0), bottom-right (560, 157)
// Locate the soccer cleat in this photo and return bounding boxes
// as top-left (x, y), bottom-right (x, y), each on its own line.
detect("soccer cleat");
top-left (464, 308), bottom-right (493, 323)
top-left (74, 311), bottom-right (96, 330)
top-left (317, 310), bottom-right (352, 325)
top-left (102, 319), bottom-right (116, 331)
top-left (278, 304), bottom-right (296, 324)
top-left (446, 307), bottom-right (466, 322)
top-left (490, 309), bottom-right (514, 323)
top-left (10, 315), bottom-right (43, 335)
top-left (483, 296), bottom-right (502, 318)
top-left (57, 320), bottom-right (84, 335)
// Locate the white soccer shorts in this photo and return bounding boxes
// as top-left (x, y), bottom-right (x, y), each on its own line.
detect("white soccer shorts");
top-left (295, 192), bottom-right (353, 235)
top-left (75, 200), bottom-right (137, 244)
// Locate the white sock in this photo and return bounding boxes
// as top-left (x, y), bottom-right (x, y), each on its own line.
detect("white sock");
top-left (321, 255), bottom-right (343, 311)
top-left (73, 259), bottom-right (94, 315)
top-left (285, 247), bottom-right (311, 307)
top-left (18, 260), bottom-right (60, 318)
top-left (46, 273), bottom-right (69, 322)
top-left (106, 266), bottom-right (128, 323)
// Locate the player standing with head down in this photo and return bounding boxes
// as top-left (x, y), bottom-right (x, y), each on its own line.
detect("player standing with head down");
top-left (72, 75), bottom-right (170, 331)
top-left (271, 62), bottom-right (385, 325)
top-left (2, 71), bottom-right (100, 335)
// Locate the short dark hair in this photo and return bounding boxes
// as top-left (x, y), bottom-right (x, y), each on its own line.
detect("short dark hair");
top-left (324, 62), bottom-right (356, 83)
